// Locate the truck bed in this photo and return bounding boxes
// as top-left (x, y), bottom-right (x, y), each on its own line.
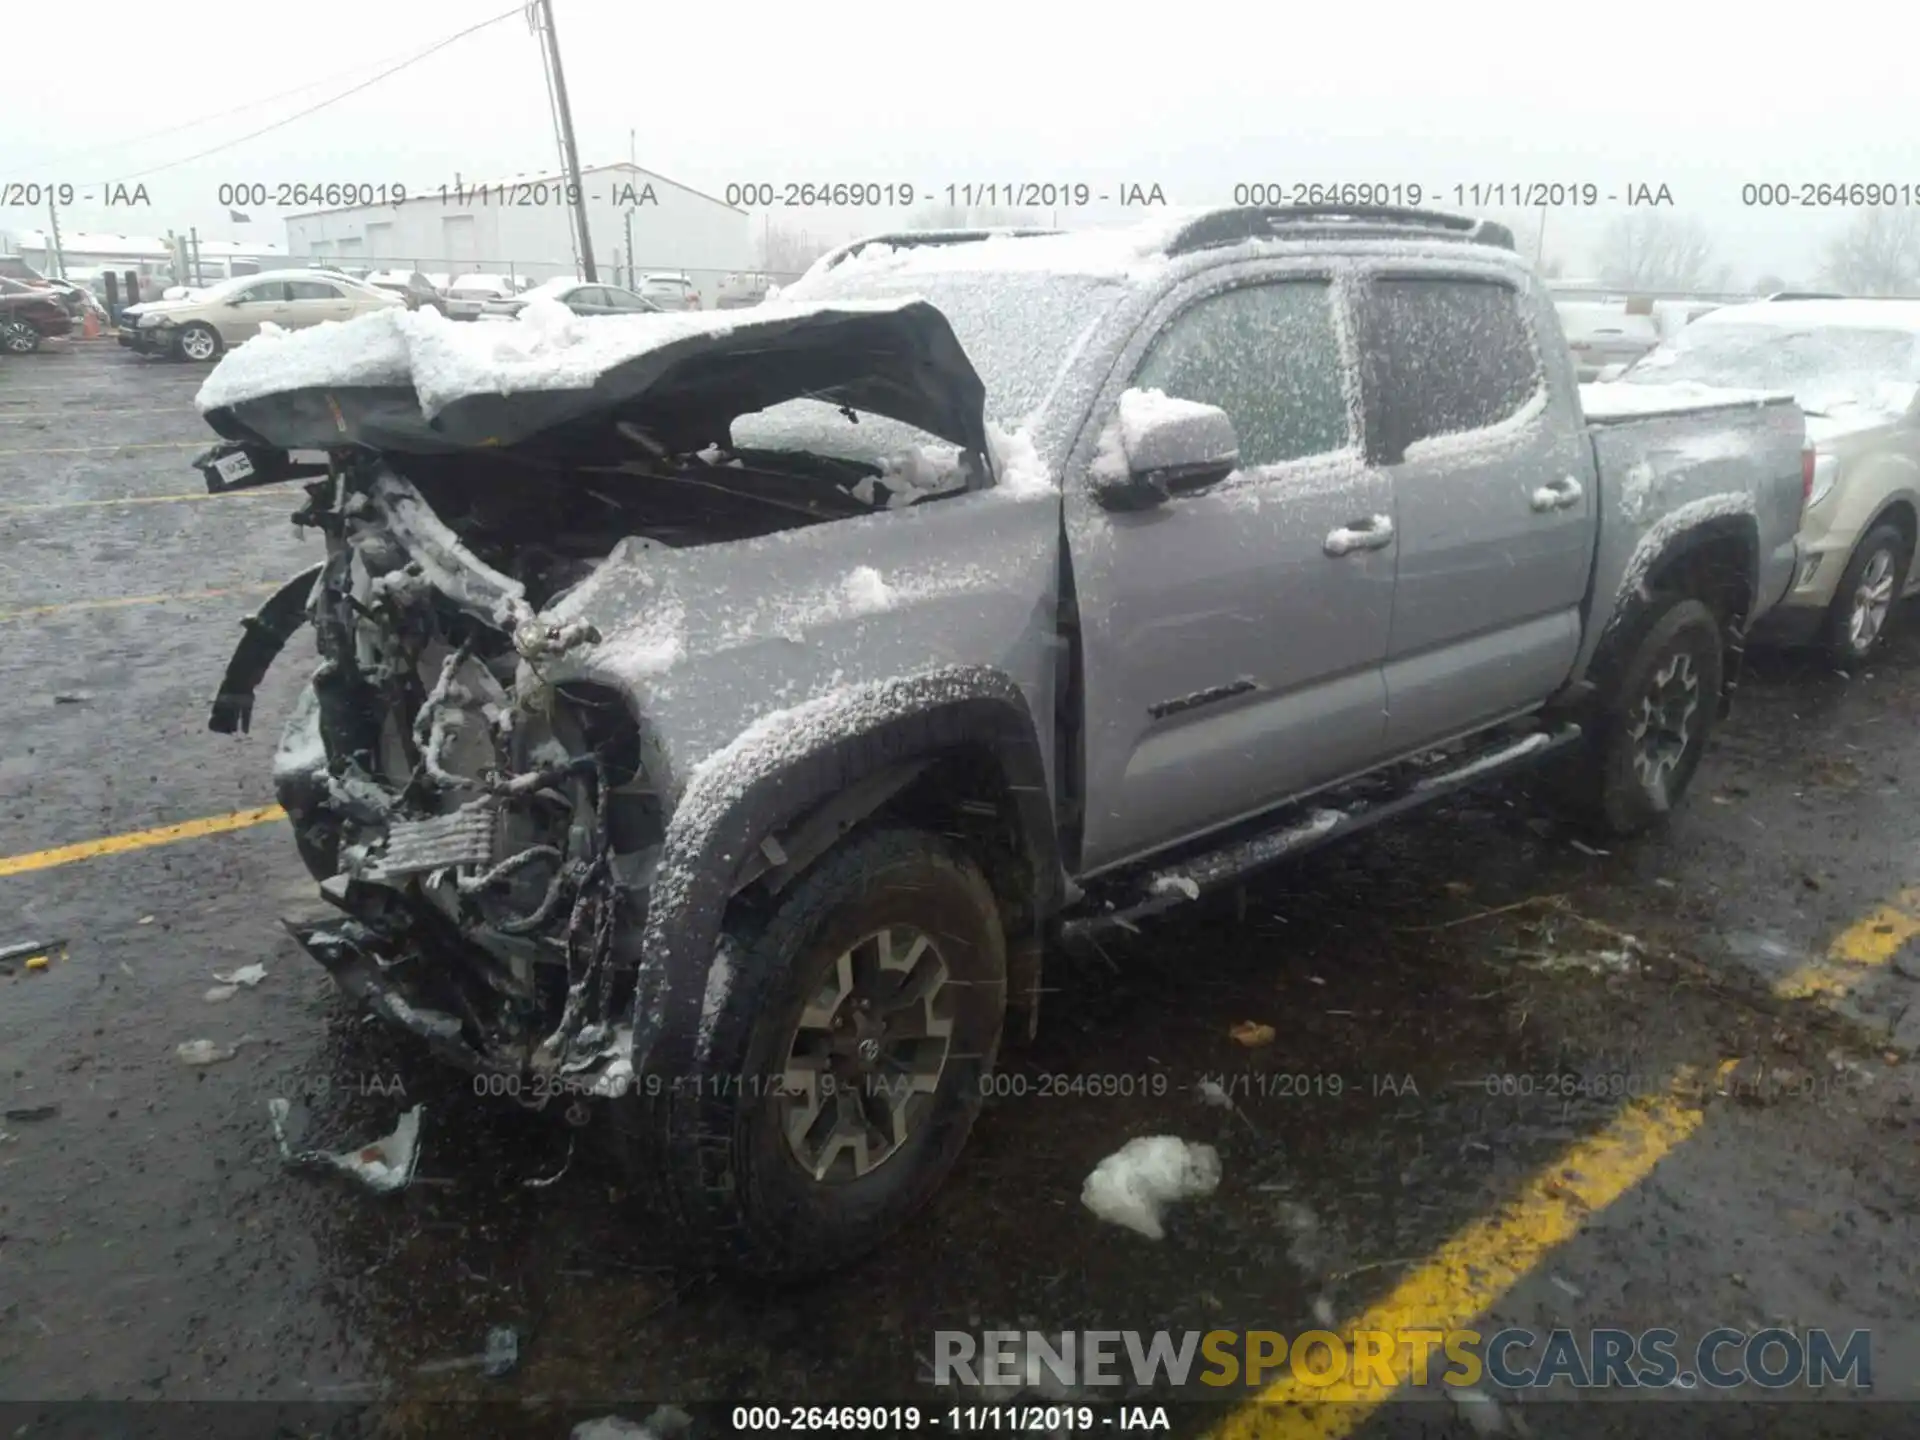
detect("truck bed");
top-left (1571, 382), bottom-right (1807, 683)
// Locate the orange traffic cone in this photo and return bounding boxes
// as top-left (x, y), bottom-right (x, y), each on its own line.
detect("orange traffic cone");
top-left (82, 309), bottom-right (101, 340)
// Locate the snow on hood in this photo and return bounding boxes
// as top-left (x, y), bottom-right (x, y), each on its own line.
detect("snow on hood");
top-left (195, 295), bottom-right (992, 458)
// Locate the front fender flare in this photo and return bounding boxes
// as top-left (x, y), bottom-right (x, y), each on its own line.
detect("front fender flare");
top-left (629, 665), bottom-right (1059, 1071)
top-left (208, 563), bottom-right (322, 734)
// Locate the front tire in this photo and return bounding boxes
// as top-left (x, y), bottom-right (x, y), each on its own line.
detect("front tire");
top-left (1, 320), bottom-right (41, 354)
top-left (175, 322), bottom-right (221, 362)
top-left (1822, 523), bottom-right (1911, 667)
top-left (1564, 596), bottom-right (1724, 837)
top-left (615, 827), bottom-right (1007, 1278)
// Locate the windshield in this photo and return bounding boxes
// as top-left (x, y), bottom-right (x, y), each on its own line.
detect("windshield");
top-left (449, 275), bottom-right (508, 294)
top-left (1625, 321), bottom-right (1920, 414)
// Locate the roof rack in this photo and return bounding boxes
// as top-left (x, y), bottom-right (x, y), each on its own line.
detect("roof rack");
top-left (1163, 205), bottom-right (1516, 257)
top-left (817, 227), bottom-right (1065, 272)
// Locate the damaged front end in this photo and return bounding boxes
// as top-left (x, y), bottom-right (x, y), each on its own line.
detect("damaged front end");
top-left (266, 461), bottom-right (656, 1095)
top-left (195, 297), bottom-right (1000, 1101)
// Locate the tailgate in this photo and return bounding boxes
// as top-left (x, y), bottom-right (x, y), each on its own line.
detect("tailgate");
top-left (1571, 392), bottom-right (1807, 683)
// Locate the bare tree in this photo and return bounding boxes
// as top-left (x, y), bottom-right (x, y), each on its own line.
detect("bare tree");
top-left (756, 223), bottom-right (833, 280)
top-left (1821, 209), bottom-right (1920, 296)
top-left (905, 204), bottom-right (1041, 230)
top-left (1595, 214), bottom-right (1723, 292)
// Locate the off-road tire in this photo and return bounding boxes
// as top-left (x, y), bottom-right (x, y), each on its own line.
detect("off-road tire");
top-left (1559, 596), bottom-right (1724, 837)
top-left (611, 827), bottom-right (1007, 1278)
top-left (175, 322), bottom-right (221, 362)
top-left (1822, 523), bottom-right (1911, 668)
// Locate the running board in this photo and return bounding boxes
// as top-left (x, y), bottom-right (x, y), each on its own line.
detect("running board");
top-left (1057, 724), bottom-right (1582, 950)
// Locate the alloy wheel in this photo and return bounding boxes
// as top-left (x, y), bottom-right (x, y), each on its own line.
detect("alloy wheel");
top-left (1627, 649), bottom-right (1700, 798)
top-left (1847, 546), bottom-right (1898, 655)
top-left (779, 925), bottom-right (955, 1182)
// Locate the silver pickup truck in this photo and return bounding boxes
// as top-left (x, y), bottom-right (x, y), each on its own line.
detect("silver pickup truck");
top-left (190, 205), bottom-right (1805, 1276)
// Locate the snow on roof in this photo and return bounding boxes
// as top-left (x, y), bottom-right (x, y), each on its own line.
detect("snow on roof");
top-left (15, 230), bottom-right (282, 259)
top-left (195, 293), bottom-right (933, 420)
top-left (1694, 299), bottom-right (1920, 333)
top-left (797, 216), bottom-right (1196, 288)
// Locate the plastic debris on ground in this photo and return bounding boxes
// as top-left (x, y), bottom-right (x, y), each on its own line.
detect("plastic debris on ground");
top-left (3, 1105), bottom-right (58, 1123)
top-left (267, 1098), bottom-right (425, 1194)
top-left (1, 938), bottom-right (68, 973)
top-left (1081, 1135), bottom-right (1222, 1239)
top-left (205, 986), bottom-right (239, 1003)
top-left (416, 1324), bottom-right (520, 1377)
top-left (1229, 1020), bottom-right (1276, 1047)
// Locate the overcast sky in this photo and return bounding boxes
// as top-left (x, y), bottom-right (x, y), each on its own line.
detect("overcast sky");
top-left (4, 0), bottom-right (1913, 282)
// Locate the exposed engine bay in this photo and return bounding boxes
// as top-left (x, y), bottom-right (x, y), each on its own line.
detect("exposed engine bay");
top-left (252, 428), bottom-right (982, 1097)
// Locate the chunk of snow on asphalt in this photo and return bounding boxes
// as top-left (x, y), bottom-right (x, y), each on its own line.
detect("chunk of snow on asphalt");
top-left (1149, 874), bottom-right (1201, 902)
top-left (176, 1038), bottom-right (247, 1065)
top-left (1081, 1135), bottom-right (1221, 1239)
top-left (843, 565), bottom-right (895, 613)
top-left (213, 963), bottom-right (267, 987)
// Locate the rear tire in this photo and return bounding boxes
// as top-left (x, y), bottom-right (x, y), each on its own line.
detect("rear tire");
top-left (1822, 523), bottom-right (1911, 667)
top-left (612, 827), bottom-right (1007, 1278)
top-left (1560, 596), bottom-right (1724, 837)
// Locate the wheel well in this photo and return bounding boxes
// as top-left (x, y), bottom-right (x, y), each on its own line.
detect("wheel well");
top-left (1646, 532), bottom-right (1753, 635)
top-left (873, 746), bottom-right (1042, 946)
top-left (1872, 499), bottom-right (1917, 557)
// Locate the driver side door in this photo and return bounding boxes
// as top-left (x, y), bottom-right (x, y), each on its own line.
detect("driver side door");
top-left (1065, 272), bottom-right (1397, 875)
top-left (216, 280), bottom-right (292, 342)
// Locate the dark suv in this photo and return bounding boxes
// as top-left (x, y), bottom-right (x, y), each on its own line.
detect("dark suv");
top-left (0, 276), bottom-right (73, 352)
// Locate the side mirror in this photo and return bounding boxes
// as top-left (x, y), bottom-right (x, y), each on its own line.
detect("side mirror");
top-left (1089, 389), bottom-right (1240, 511)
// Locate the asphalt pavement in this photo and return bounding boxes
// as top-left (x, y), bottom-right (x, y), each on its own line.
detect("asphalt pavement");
top-left (1, 339), bottom-right (1917, 1439)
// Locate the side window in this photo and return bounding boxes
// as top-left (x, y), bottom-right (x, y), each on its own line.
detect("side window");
top-left (1362, 278), bottom-right (1541, 458)
top-left (286, 280), bottom-right (343, 300)
top-left (1132, 281), bottom-right (1351, 468)
top-left (236, 282), bottom-right (288, 303)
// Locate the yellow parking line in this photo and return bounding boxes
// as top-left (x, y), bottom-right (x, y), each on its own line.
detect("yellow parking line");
top-left (0, 491), bottom-right (283, 514)
top-left (0, 805), bottom-right (286, 878)
top-left (1207, 1078), bottom-right (1707, 1440)
top-left (0, 442), bottom-right (206, 455)
top-left (0, 583), bottom-right (278, 622)
top-left (1775, 888), bottom-right (1920, 1001)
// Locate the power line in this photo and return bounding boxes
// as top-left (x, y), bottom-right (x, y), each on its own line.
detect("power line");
top-left (115, 4), bottom-right (527, 182)
top-left (5, 23), bottom-right (516, 171)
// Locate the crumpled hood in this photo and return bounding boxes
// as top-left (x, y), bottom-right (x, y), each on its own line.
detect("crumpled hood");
top-left (194, 295), bottom-right (990, 458)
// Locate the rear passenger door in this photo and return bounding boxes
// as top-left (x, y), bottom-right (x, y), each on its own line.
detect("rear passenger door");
top-left (283, 279), bottom-right (355, 328)
top-left (1354, 273), bottom-right (1594, 753)
top-left (219, 280), bottom-right (292, 341)
top-left (1067, 273), bottom-right (1397, 874)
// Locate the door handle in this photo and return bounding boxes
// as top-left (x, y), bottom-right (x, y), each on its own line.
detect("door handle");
top-left (1530, 475), bottom-right (1584, 511)
top-left (1324, 514), bottom-right (1395, 556)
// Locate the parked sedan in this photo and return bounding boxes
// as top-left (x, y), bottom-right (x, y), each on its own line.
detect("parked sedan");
top-left (365, 270), bottom-right (446, 313)
top-left (119, 270), bottom-right (403, 361)
top-left (1615, 298), bottom-right (1920, 663)
top-left (1557, 302), bottom-right (1663, 381)
top-left (0, 276), bottom-right (74, 352)
top-left (639, 272), bottom-right (702, 310)
top-left (478, 277), bottom-right (663, 319)
top-left (441, 273), bottom-right (521, 321)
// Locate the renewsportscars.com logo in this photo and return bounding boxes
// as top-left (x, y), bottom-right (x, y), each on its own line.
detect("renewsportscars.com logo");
top-left (932, 1328), bottom-right (1873, 1393)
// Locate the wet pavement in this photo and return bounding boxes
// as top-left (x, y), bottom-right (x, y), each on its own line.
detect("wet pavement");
top-left (2, 342), bottom-right (1918, 1438)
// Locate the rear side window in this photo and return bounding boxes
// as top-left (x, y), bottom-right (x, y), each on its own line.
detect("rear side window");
top-left (1132, 280), bottom-right (1351, 467)
top-left (1362, 278), bottom-right (1540, 459)
top-left (286, 280), bottom-right (343, 300)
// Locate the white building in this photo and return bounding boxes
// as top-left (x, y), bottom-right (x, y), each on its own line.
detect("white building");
top-left (283, 161), bottom-right (753, 302)
top-left (10, 230), bottom-right (286, 290)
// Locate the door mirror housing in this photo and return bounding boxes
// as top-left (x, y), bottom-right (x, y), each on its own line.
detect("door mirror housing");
top-left (1089, 389), bottom-right (1240, 511)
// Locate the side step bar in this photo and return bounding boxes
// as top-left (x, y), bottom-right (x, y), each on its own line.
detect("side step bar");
top-left (1057, 724), bottom-right (1582, 950)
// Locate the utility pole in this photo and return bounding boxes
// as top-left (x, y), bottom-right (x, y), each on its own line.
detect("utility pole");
top-left (46, 192), bottom-right (66, 277)
top-left (536, 0), bottom-right (597, 281)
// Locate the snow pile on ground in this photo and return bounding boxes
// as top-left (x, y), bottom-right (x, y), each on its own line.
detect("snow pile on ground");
top-left (1081, 1135), bottom-right (1221, 1239)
